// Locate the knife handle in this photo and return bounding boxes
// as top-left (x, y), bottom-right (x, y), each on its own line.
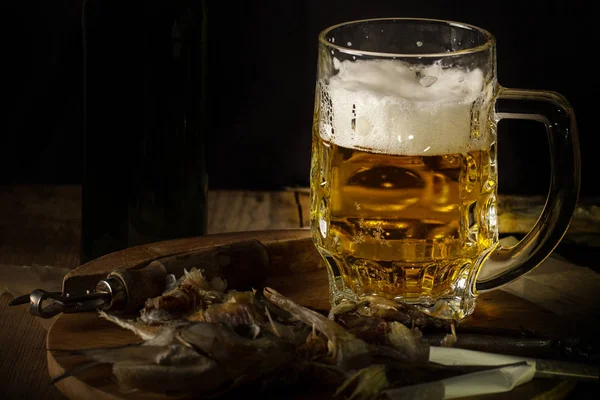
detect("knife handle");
top-left (97, 261), bottom-right (168, 314)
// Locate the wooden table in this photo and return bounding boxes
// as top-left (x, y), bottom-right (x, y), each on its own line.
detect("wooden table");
top-left (0, 185), bottom-right (598, 399)
top-left (0, 185), bottom-right (312, 399)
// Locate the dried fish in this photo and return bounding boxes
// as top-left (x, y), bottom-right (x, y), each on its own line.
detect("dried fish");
top-left (51, 343), bottom-right (211, 387)
top-left (331, 296), bottom-right (452, 331)
top-left (62, 344), bottom-right (204, 366)
top-left (386, 322), bottom-right (429, 362)
top-left (196, 290), bottom-right (260, 326)
top-left (296, 324), bottom-right (329, 361)
top-left (99, 310), bottom-right (160, 341)
top-left (328, 313), bottom-right (430, 363)
top-left (177, 322), bottom-right (293, 361)
top-left (98, 310), bottom-right (190, 346)
top-left (56, 265), bottom-right (598, 399)
top-left (439, 322), bottom-right (457, 348)
top-left (54, 320), bottom-right (298, 395)
top-left (68, 286), bottom-right (444, 396)
top-left (335, 314), bottom-right (390, 344)
top-left (263, 287), bottom-right (372, 370)
top-left (140, 268), bottom-right (226, 323)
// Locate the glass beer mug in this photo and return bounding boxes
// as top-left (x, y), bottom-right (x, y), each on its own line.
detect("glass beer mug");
top-left (310, 18), bottom-right (580, 320)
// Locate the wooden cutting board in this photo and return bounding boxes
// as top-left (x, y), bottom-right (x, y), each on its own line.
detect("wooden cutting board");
top-left (47, 229), bottom-right (579, 400)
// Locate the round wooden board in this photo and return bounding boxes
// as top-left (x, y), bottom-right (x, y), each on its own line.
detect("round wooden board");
top-left (47, 229), bottom-right (577, 400)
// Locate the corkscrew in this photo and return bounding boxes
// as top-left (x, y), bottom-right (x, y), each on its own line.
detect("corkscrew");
top-left (8, 262), bottom-right (168, 318)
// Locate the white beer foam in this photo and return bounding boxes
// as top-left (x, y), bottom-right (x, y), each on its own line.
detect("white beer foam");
top-left (320, 59), bottom-right (494, 155)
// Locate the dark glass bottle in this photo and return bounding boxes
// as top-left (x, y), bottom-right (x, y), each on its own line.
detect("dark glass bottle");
top-left (81, 0), bottom-right (208, 263)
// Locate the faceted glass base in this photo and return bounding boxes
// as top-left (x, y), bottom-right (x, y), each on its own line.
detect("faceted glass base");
top-left (319, 246), bottom-right (480, 321)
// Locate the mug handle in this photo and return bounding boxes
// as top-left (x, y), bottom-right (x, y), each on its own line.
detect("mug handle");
top-left (475, 87), bottom-right (581, 293)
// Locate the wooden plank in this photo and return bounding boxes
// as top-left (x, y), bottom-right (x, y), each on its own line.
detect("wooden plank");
top-left (0, 185), bottom-right (81, 269)
top-left (207, 190), bottom-right (303, 233)
top-left (0, 186), bottom-right (306, 270)
top-left (0, 293), bottom-right (66, 400)
top-left (290, 187), bottom-right (311, 229)
top-left (496, 196), bottom-right (600, 238)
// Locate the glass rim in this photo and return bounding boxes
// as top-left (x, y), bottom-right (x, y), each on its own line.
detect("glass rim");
top-left (318, 17), bottom-right (496, 58)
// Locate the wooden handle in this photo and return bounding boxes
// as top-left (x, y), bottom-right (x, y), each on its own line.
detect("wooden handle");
top-left (107, 261), bottom-right (168, 313)
top-left (154, 239), bottom-right (270, 291)
top-left (62, 230), bottom-right (317, 296)
top-left (62, 229), bottom-right (314, 294)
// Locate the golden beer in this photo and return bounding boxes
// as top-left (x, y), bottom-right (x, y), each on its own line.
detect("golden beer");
top-left (311, 138), bottom-right (498, 318)
top-left (310, 57), bottom-right (499, 319)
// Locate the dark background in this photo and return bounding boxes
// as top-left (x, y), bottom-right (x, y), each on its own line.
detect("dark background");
top-left (2, 0), bottom-right (592, 196)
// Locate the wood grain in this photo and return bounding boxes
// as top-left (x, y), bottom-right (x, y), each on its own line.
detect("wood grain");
top-left (61, 229), bottom-right (314, 296)
top-left (0, 293), bottom-right (65, 400)
top-left (0, 186), bottom-right (596, 400)
top-left (207, 190), bottom-right (304, 233)
top-left (47, 231), bottom-right (581, 400)
top-left (0, 186), bottom-right (308, 400)
top-left (0, 185), bottom-right (81, 269)
top-left (0, 186), bottom-right (307, 271)
top-left (495, 196), bottom-right (600, 238)
top-left (62, 229), bottom-right (583, 338)
top-left (1, 185), bottom-right (595, 275)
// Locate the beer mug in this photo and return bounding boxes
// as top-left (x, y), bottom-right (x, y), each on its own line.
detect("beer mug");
top-left (310, 18), bottom-right (580, 320)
